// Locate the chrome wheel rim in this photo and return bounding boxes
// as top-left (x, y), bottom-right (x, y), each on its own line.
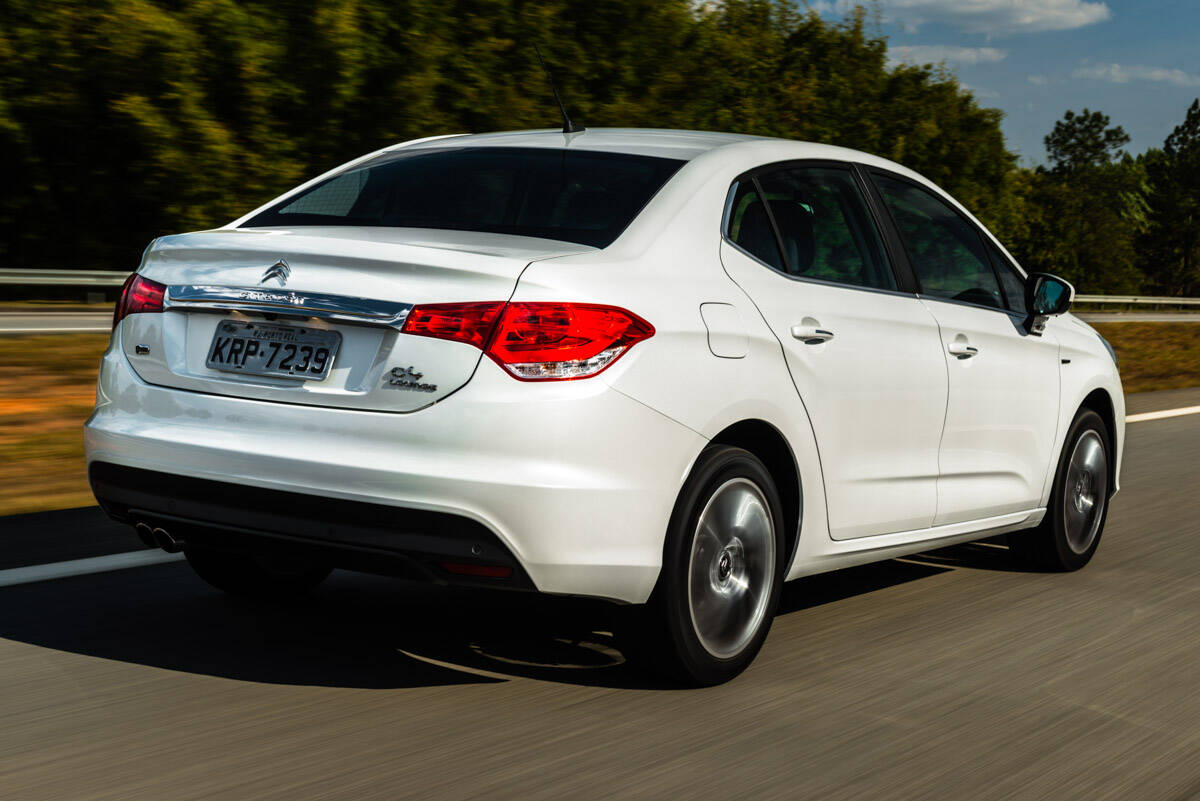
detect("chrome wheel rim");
top-left (687, 478), bottom-right (776, 659)
top-left (1063, 430), bottom-right (1108, 554)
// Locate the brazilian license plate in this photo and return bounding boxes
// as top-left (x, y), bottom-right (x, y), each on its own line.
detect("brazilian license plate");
top-left (206, 321), bottom-right (340, 380)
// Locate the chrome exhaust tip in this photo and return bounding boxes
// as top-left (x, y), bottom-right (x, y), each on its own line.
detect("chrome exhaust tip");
top-left (151, 527), bottom-right (185, 553)
top-left (133, 522), bottom-right (156, 548)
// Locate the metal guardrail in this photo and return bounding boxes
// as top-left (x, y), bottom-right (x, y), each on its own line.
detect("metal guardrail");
top-left (2, 269), bottom-right (1200, 305)
top-left (1075, 294), bottom-right (1200, 306)
top-left (0, 269), bottom-right (128, 287)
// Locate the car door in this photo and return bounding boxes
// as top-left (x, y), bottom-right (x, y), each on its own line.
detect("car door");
top-left (719, 163), bottom-right (948, 540)
top-left (869, 170), bottom-right (1061, 526)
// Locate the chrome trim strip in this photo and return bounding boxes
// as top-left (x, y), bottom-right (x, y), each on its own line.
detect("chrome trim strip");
top-left (165, 285), bottom-right (413, 329)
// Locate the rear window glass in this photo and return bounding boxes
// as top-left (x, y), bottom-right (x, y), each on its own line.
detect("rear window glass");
top-left (242, 147), bottom-right (685, 248)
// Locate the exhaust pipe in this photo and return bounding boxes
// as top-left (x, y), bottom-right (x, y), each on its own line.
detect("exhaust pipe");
top-left (151, 527), bottom-right (185, 553)
top-left (133, 522), bottom-right (156, 548)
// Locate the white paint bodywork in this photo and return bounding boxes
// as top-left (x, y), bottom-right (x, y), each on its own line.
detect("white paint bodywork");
top-left (719, 241), bottom-right (948, 540)
top-left (85, 129), bottom-right (1125, 603)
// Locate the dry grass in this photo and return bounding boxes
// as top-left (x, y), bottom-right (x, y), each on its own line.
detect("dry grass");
top-left (0, 323), bottom-right (1198, 517)
top-left (0, 302), bottom-right (112, 311)
top-left (1091, 322), bottom-right (1200, 394)
top-left (0, 334), bottom-right (108, 516)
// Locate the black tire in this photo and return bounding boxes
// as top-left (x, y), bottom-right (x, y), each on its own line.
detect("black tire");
top-left (1009, 409), bottom-right (1111, 571)
top-left (185, 548), bottom-right (331, 599)
top-left (623, 445), bottom-right (785, 686)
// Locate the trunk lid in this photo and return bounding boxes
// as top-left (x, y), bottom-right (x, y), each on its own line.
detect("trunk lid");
top-left (124, 227), bottom-right (592, 412)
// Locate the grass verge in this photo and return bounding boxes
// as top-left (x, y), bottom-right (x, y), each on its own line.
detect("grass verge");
top-left (1090, 322), bottom-right (1200, 394)
top-left (0, 334), bottom-right (108, 516)
top-left (1, 323), bottom-right (1198, 517)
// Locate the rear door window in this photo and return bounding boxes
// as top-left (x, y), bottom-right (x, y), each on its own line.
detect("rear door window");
top-left (725, 181), bottom-right (786, 271)
top-left (755, 167), bottom-right (897, 291)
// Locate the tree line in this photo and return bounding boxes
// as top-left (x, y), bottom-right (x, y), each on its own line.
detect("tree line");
top-left (0, 0), bottom-right (1197, 295)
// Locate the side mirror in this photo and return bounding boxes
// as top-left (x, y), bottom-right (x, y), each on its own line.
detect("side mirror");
top-left (1023, 273), bottom-right (1074, 335)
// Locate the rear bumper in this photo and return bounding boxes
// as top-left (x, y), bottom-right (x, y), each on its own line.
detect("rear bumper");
top-left (90, 461), bottom-right (535, 589)
top-left (84, 336), bottom-right (706, 603)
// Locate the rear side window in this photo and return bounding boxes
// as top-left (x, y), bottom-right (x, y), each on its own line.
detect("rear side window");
top-left (756, 167), bottom-right (896, 291)
top-left (726, 181), bottom-right (786, 271)
top-left (243, 147), bottom-right (685, 249)
top-left (873, 174), bottom-right (1004, 310)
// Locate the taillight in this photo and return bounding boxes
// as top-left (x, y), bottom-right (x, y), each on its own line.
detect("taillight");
top-left (402, 300), bottom-right (654, 381)
top-left (112, 274), bottom-right (166, 329)
top-left (401, 302), bottom-right (506, 348)
top-left (487, 303), bottom-right (654, 380)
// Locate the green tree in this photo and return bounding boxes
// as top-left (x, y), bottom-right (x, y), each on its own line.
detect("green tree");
top-left (1044, 108), bottom-right (1130, 173)
top-left (1143, 100), bottom-right (1200, 295)
top-left (0, 0), bottom-right (1028, 275)
top-left (1014, 109), bottom-right (1145, 293)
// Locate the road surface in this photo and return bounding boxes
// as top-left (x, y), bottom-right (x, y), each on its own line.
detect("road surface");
top-left (1, 389), bottom-right (1199, 800)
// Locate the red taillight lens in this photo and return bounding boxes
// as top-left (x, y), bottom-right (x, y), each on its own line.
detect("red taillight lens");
top-left (112, 274), bottom-right (166, 329)
top-left (486, 303), bottom-right (654, 380)
top-left (402, 301), bottom-right (654, 381)
top-left (401, 301), bottom-right (506, 348)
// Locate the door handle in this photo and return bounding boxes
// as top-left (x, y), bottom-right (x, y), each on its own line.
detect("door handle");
top-left (791, 325), bottom-right (834, 344)
top-left (947, 341), bottom-right (979, 358)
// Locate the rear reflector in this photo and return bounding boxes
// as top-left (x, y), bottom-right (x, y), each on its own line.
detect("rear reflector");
top-left (402, 300), bottom-right (654, 381)
top-left (112, 274), bottom-right (166, 329)
top-left (439, 562), bottom-right (514, 579)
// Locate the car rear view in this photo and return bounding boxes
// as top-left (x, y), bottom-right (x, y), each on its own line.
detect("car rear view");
top-left (86, 139), bottom-right (706, 606)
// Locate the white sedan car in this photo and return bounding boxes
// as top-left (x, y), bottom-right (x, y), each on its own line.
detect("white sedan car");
top-left (86, 129), bottom-right (1124, 684)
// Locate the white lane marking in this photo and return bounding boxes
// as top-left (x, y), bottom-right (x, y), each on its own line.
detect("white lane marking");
top-left (1126, 405), bottom-right (1200, 424)
top-left (0, 550), bottom-right (183, 589)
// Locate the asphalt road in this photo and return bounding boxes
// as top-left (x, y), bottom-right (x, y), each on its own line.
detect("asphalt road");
top-left (2, 393), bottom-right (1199, 800)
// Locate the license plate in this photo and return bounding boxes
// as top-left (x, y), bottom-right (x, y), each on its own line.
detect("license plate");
top-left (206, 321), bottom-right (341, 380)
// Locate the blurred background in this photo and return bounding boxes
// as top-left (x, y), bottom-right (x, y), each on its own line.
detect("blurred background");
top-left (3, 0), bottom-right (1199, 295)
top-left (5, 0), bottom-right (1200, 516)
top-left (3, 5), bottom-right (1200, 799)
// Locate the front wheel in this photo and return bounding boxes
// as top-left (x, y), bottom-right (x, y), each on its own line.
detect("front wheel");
top-left (625, 445), bottom-right (785, 686)
top-left (1009, 409), bottom-right (1111, 571)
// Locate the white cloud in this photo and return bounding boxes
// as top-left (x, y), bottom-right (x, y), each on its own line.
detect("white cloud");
top-left (1071, 62), bottom-right (1200, 87)
top-left (889, 45), bottom-right (1008, 67)
top-left (1028, 74), bottom-right (1047, 85)
top-left (962, 83), bottom-right (1000, 98)
top-left (807, 0), bottom-right (856, 14)
top-left (883, 0), bottom-right (1111, 34)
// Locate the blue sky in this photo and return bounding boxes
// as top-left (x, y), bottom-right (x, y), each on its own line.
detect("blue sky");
top-left (810, 0), bottom-right (1200, 164)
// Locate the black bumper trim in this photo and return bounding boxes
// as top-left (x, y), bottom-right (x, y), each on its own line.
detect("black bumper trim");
top-left (88, 461), bottom-right (532, 590)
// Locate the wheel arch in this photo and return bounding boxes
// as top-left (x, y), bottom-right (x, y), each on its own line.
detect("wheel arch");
top-left (709, 419), bottom-right (803, 570)
top-left (1079, 387), bottom-right (1119, 497)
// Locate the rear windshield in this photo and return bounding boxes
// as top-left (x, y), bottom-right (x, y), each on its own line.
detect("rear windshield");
top-left (242, 146), bottom-right (685, 248)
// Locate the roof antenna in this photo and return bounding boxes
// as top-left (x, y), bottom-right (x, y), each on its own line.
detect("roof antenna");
top-left (533, 44), bottom-right (585, 134)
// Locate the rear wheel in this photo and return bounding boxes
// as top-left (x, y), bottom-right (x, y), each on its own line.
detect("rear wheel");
top-left (625, 445), bottom-right (785, 686)
top-left (1009, 409), bottom-right (1111, 571)
top-left (185, 548), bottom-right (331, 599)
